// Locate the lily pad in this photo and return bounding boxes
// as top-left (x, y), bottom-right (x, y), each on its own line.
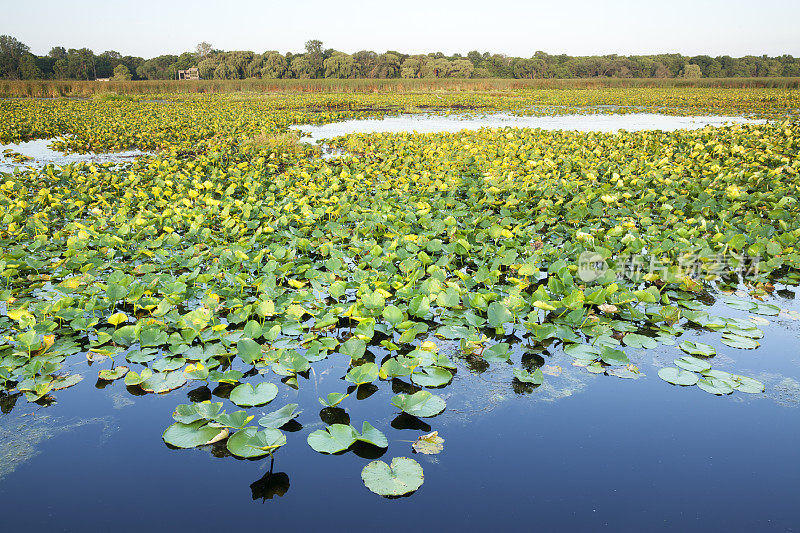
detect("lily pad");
top-left (163, 420), bottom-right (228, 448)
top-left (412, 431), bottom-right (444, 454)
top-left (361, 457), bottom-right (424, 496)
top-left (391, 391), bottom-right (446, 418)
top-left (410, 366), bottom-right (453, 387)
top-left (229, 382), bottom-right (278, 407)
top-left (658, 367), bottom-right (699, 386)
top-left (258, 403), bottom-right (300, 428)
top-left (674, 356), bottom-right (711, 372)
top-left (227, 427), bottom-right (286, 458)
top-left (307, 423), bottom-right (358, 454)
top-left (512, 367), bottom-right (544, 384)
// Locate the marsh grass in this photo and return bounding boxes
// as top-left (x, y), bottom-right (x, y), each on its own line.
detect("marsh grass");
top-left (2, 77), bottom-right (799, 98)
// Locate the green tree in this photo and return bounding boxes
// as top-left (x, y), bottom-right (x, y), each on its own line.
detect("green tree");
top-left (681, 63), bottom-right (702, 78)
top-left (0, 35), bottom-right (30, 79)
top-left (324, 52), bottom-right (355, 78)
top-left (304, 39), bottom-right (324, 78)
top-left (261, 52), bottom-right (287, 78)
top-left (112, 64), bottom-right (132, 80)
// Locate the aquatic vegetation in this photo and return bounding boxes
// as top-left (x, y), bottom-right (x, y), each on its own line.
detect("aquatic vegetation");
top-left (0, 87), bottom-right (797, 496)
top-left (361, 457), bottom-right (424, 496)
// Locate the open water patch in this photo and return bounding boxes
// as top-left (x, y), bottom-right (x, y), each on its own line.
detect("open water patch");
top-left (291, 111), bottom-right (767, 143)
top-left (1, 139), bottom-right (149, 172)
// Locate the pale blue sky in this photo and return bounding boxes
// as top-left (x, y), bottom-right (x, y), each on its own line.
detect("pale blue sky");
top-left (2, 0), bottom-right (798, 58)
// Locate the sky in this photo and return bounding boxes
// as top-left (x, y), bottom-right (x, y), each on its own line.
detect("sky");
top-left (2, 0), bottom-right (798, 58)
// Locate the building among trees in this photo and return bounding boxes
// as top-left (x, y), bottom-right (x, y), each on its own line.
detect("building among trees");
top-left (177, 67), bottom-right (200, 80)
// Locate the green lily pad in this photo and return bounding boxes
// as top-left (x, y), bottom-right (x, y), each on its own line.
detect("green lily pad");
top-left (357, 421), bottom-right (388, 448)
top-left (622, 333), bottom-right (658, 349)
top-left (732, 375), bottom-right (765, 393)
top-left (658, 367), bottom-right (699, 386)
top-left (163, 420), bottom-right (228, 448)
top-left (345, 362), bottom-right (379, 386)
top-left (410, 366), bottom-right (453, 387)
top-left (482, 342), bottom-right (510, 362)
top-left (674, 356), bottom-right (711, 372)
top-left (697, 377), bottom-right (735, 395)
top-left (227, 427), bottom-right (286, 458)
top-left (229, 382), bottom-right (278, 407)
top-left (258, 403), bottom-right (300, 428)
top-left (361, 457), bottom-right (424, 496)
top-left (307, 423), bottom-right (358, 454)
top-left (141, 371), bottom-right (187, 394)
top-left (98, 366), bottom-right (129, 381)
top-left (391, 391), bottom-right (446, 418)
top-left (512, 367), bottom-right (544, 384)
top-left (721, 334), bottom-right (760, 349)
top-left (319, 392), bottom-right (348, 408)
top-left (678, 341), bottom-right (716, 357)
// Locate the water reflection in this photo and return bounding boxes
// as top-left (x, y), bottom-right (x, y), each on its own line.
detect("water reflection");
top-left (250, 457), bottom-right (290, 502)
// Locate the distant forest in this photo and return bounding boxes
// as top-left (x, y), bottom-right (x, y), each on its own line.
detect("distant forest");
top-left (2, 36), bottom-right (800, 81)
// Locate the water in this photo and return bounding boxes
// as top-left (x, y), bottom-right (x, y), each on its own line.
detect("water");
top-left (291, 112), bottom-right (767, 143)
top-left (1, 291), bottom-right (799, 531)
top-left (0, 139), bottom-right (149, 173)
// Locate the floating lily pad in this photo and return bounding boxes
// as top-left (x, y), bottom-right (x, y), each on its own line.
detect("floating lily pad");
top-left (410, 366), bottom-right (453, 387)
top-left (732, 375), bottom-right (765, 393)
top-left (258, 403), bottom-right (300, 428)
top-left (361, 457), bottom-right (424, 496)
top-left (721, 334), bottom-right (760, 349)
top-left (658, 367), bottom-right (699, 386)
top-left (674, 356), bottom-right (711, 372)
top-left (678, 341), bottom-right (716, 357)
top-left (391, 391), bottom-right (446, 418)
top-left (163, 420), bottom-right (228, 448)
top-left (357, 421), bottom-right (388, 448)
top-left (227, 427), bottom-right (286, 458)
top-left (307, 423), bottom-right (358, 454)
top-left (319, 392), bottom-right (348, 408)
top-left (412, 431), bottom-right (444, 454)
top-left (141, 371), bottom-right (187, 394)
top-left (345, 362), bottom-right (379, 386)
top-left (512, 367), bottom-right (544, 384)
top-left (697, 377), bottom-right (734, 395)
top-left (229, 382), bottom-right (278, 407)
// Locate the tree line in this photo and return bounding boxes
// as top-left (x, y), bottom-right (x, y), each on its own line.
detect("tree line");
top-left (2, 36), bottom-right (799, 81)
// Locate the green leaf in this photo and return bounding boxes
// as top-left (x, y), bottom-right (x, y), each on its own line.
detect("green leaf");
top-left (512, 367), bottom-right (543, 384)
top-left (697, 377), bottom-right (734, 395)
top-left (658, 367), bottom-right (699, 386)
top-left (361, 457), bottom-right (424, 496)
top-left (411, 366), bottom-right (453, 387)
top-left (622, 333), bottom-right (657, 349)
top-left (721, 334), bottom-right (760, 349)
top-left (487, 301), bottom-right (512, 328)
top-left (383, 305), bottom-right (405, 326)
top-left (482, 342), bottom-right (510, 363)
top-left (600, 346), bottom-right (630, 365)
top-left (391, 391), bottom-right (446, 418)
top-left (163, 421), bottom-right (227, 448)
top-left (341, 337), bottom-right (366, 361)
top-left (237, 338), bottom-right (263, 365)
top-left (411, 431), bottom-right (444, 454)
top-left (674, 356), bottom-right (711, 372)
top-left (319, 392), bottom-right (348, 408)
top-left (307, 424), bottom-right (358, 454)
top-left (258, 404), bottom-right (300, 429)
top-left (345, 362), bottom-right (379, 386)
top-left (357, 421), bottom-right (388, 448)
top-left (678, 341), bottom-right (716, 357)
top-left (98, 366), bottom-right (128, 381)
top-left (227, 427), bottom-right (286, 458)
top-left (229, 382), bottom-right (278, 407)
